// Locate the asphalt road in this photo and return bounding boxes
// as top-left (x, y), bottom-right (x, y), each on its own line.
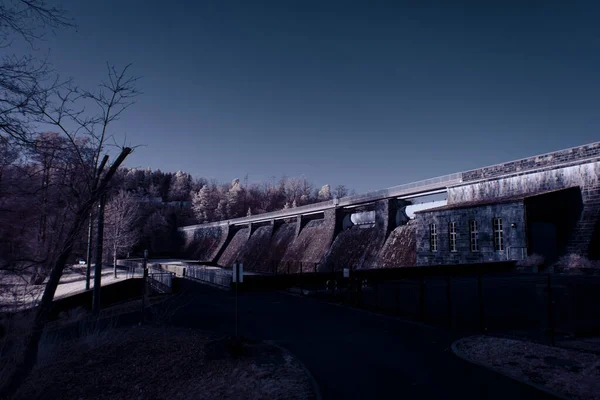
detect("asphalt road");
top-left (160, 280), bottom-right (557, 400)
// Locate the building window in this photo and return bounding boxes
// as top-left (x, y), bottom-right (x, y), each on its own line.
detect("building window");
top-left (448, 222), bottom-right (457, 252)
top-left (469, 220), bottom-right (479, 252)
top-left (429, 223), bottom-right (438, 252)
top-left (493, 217), bottom-right (504, 251)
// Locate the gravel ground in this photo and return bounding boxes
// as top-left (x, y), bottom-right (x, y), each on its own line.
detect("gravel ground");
top-left (454, 335), bottom-right (600, 400)
top-left (13, 326), bottom-right (316, 400)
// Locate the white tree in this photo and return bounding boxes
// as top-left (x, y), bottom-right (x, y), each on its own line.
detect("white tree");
top-left (226, 178), bottom-right (243, 218)
top-left (191, 185), bottom-right (212, 223)
top-left (104, 190), bottom-right (140, 278)
top-left (169, 170), bottom-right (192, 201)
top-left (318, 184), bottom-right (332, 201)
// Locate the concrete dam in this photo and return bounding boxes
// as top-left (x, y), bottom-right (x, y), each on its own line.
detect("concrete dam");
top-left (179, 142), bottom-right (600, 271)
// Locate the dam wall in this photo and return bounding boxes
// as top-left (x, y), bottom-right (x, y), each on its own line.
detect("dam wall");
top-left (217, 227), bottom-right (250, 268)
top-left (374, 222), bottom-right (417, 268)
top-left (282, 210), bottom-right (337, 272)
top-left (180, 225), bottom-right (228, 262)
top-left (237, 225), bottom-right (274, 274)
top-left (179, 142), bottom-right (600, 267)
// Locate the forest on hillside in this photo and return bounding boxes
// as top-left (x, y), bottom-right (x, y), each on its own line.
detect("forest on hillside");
top-left (0, 132), bottom-right (353, 275)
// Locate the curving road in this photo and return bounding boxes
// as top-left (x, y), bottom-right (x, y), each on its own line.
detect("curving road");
top-left (162, 280), bottom-right (557, 400)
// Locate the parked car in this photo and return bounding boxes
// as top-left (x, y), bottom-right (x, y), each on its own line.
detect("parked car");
top-left (78, 258), bottom-right (86, 265)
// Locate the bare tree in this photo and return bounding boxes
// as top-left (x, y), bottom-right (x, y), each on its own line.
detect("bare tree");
top-left (334, 184), bottom-right (349, 199)
top-left (0, 8), bottom-right (141, 390)
top-left (0, 0), bottom-right (74, 145)
top-left (104, 189), bottom-right (140, 278)
top-left (0, 60), bottom-right (138, 395)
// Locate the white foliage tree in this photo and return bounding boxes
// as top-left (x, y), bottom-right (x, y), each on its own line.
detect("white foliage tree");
top-left (318, 184), bottom-right (332, 201)
top-left (191, 185), bottom-right (212, 223)
top-left (227, 178), bottom-right (243, 218)
top-left (104, 190), bottom-right (140, 277)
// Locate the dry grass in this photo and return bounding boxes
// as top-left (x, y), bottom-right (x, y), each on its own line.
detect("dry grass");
top-left (554, 254), bottom-right (600, 270)
top-left (455, 335), bottom-right (600, 400)
top-left (11, 325), bottom-right (315, 400)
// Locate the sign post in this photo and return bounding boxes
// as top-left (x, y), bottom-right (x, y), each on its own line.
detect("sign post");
top-left (233, 263), bottom-right (243, 339)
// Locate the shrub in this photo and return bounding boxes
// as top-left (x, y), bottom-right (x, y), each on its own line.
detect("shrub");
top-left (554, 253), bottom-right (600, 269)
top-left (516, 253), bottom-right (545, 267)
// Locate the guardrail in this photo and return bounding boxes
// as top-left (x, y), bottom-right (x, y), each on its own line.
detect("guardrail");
top-left (185, 265), bottom-right (232, 288)
top-left (180, 173), bottom-right (462, 231)
top-left (148, 272), bottom-right (174, 294)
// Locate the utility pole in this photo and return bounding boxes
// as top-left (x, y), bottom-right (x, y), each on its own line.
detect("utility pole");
top-left (92, 194), bottom-right (106, 316)
top-left (243, 174), bottom-right (248, 215)
top-left (85, 212), bottom-right (93, 290)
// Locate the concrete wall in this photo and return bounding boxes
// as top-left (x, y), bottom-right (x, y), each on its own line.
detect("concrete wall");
top-left (321, 226), bottom-right (380, 271)
top-left (319, 199), bottom-right (405, 270)
top-left (217, 227), bottom-right (249, 268)
top-left (181, 225), bottom-right (228, 262)
top-left (267, 222), bottom-right (297, 268)
top-left (282, 210), bottom-right (337, 271)
top-left (416, 202), bottom-right (527, 266)
top-left (237, 225), bottom-right (274, 273)
top-left (451, 161), bottom-right (600, 257)
top-left (375, 222), bottom-right (417, 268)
top-left (461, 142), bottom-right (600, 182)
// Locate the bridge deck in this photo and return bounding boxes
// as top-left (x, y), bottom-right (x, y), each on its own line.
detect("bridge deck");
top-left (180, 141), bottom-right (600, 231)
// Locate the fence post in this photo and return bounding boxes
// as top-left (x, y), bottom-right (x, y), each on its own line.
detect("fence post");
top-left (395, 285), bottom-right (399, 315)
top-left (300, 262), bottom-right (303, 296)
top-left (287, 261), bottom-right (290, 275)
top-left (419, 277), bottom-right (426, 322)
top-left (478, 272), bottom-right (485, 333)
top-left (446, 276), bottom-right (453, 329)
top-left (141, 250), bottom-right (148, 323)
top-left (314, 263), bottom-right (317, 274)
top-left (547, 273), bottom-right (555, 346)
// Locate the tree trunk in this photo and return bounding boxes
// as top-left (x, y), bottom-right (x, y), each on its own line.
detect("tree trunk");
top-left (85, 212), bottom-right (93, 290)
top-left (113, 247), bottom-right (117, 278)
top-left (92, 194), bottom-right (105, 316)
top-left (0, 148), bottom-right (131, 399)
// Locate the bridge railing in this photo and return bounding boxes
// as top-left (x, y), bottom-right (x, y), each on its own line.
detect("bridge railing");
top-left (148, 272), bottom-right (174, 294)
top-left (180, 173), bottom-right (463, 231)
top-left (185, 264), bottom-right (232, 288)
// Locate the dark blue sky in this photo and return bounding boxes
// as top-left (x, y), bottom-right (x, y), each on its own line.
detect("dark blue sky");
top-left (18, 1), bottom-right (600, 193)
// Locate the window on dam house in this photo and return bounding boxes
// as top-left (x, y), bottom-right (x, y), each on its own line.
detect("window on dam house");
top-left (429, 223), bottom-right (438, 252)
top-left (493, 217), bottom-right (504, 251)
top-left (469, 220), bottom-right (479, 252)
top-left (448, 222), bottom-right (457, 252)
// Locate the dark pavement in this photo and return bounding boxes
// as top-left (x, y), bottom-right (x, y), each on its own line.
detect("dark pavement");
top-left (160, 280), bottom-right (557, 400)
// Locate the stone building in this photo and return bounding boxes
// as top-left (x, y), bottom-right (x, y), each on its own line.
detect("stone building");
top-left (415, 187), bottom-right (583, 265)
top-left (415, 140), bottom-right (600, 265)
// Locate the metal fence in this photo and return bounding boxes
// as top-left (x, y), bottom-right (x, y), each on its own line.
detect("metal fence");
top-left (185, 264), bottom-right (232, 288)
top-left (121, 265), bottom-right (145, 279)
top-left (303, 271), bottom-right (600, 345)
top-left (148, 272), bottom-right (174, 294)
